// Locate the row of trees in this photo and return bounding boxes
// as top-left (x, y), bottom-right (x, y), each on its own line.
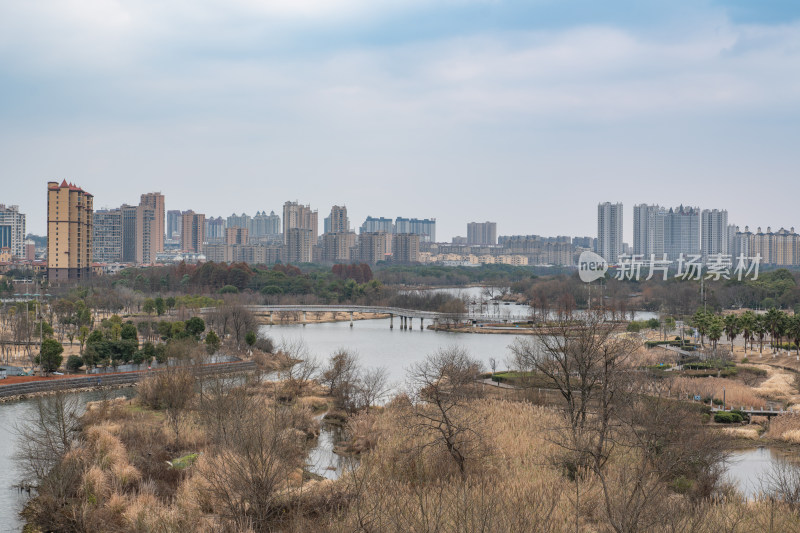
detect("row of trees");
top-left (691, 307), bottom-right (800, 354)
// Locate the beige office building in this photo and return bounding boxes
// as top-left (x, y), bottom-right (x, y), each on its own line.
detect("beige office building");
top-left (47, 180), bottom-right (93, 281)
top-left (181, 211), bottom-right (206, 253)
top-left (226, 227), bottom-right (249, 245)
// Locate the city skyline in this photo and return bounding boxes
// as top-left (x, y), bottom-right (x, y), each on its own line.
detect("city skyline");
top-left (2, 2), bottom-right (799, 242)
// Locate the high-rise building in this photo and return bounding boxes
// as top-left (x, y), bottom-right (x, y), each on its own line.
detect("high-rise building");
top-left (734, 226), bottom-right (800, 266)
top-left (181, 211), bottom-right (205, 253)
top-left (47, 180), bottom-right (93, 281)
top-left (283, 201), bottom-right (318, 244)
top-left (0, 204), bottom-right (26, 258)
top-left (251, 211), bottom-right (281, 238)
top-left (467, 222), bottom-right (497, 245)
top-left (325, 205), bottom-right (349, 234)
top-left (167, 209), bottom-right (182, 240)
top-left (632, 204), bottom-right (665, 258)
top-left (664, 205), bottom-right (701, 261)
top-left (395, 217), bottom-right (436, 242)
top-left (205, 217), bottom-right (226, 244)
top-left (701, 209), bottom-right (729, 259)
top-left (121, 204), bottom-right (138, 262)
top-left (135, 204), bottom-right (158, 265)
top-left (139, 192), bottom-right (165, 255)
top-left (285, 227), bottom-right (314, 263)
top-left (93, 208), bottom-right (122, 263)
top-left (321, 232), bottom-right (357, 262)
top-left (360, 216), bottom-right (394, 234)
top-left (357, 232), bottom-right (392, 264)
top-left (226, 227), bottom-right (249, 245)
top-left (227, 212), bottom-right (251, 230)
top-left (393, 233), bottom-right (420, 263)
top-left (597, 202), bottom-right (623, 263)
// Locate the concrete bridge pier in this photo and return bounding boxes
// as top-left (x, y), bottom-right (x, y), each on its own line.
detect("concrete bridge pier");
top-left (350, 311), bottom-right (354, 328)
top-left (434, 318), bottom-right (439, 331)
top-left (408, 317), bottom-right (413, 330)
top-left (390, 314), bottom-right (394, 329)
top-left (268, 312), bottom-right (273, 325)
top-left (302, 311), bottom-right (307, 326)
top-left (402, 316), bottom-right (407, 330)
top-left (420, 318), bottom-right (424, 330)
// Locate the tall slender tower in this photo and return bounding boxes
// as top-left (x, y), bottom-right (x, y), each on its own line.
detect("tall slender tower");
top-left (139, 192), bottom-right (165, 255)
top-left (597, 202), bottom-right (623, 263)
top-left (47, 180), bottom-right (93, 281)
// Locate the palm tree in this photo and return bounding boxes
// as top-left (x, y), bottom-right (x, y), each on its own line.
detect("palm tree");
top-left (764, 308), bottom-right (787, 354)
top-left (754, 314), bottom-right (767, 355)
top-left (723, 314), bottom-right (740, 357)
top-left (708, 316), bottom-right (723, 353)
top-left (739, 311), bottom-right (756, 354)
top-left (692, 309), bottom-right (710, 346)
top-left (788, 314), bottom-right (800, 357)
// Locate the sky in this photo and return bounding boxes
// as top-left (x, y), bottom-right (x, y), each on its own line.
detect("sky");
top-left (1, 0), bottom-right (799, 242)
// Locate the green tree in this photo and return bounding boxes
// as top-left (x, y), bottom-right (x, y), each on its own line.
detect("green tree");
top-left (691, 309), bottom-right (710, 345)
top-left (788, 314), bottom-right (800, 356)
top-left (66, 355), bottom-right (83, 372)
top-left (723, 314), bottom-right (740, 356)
top-left (143, 298), bottom-right (155, 316)
top-left (707, 316), bottom-right (723, 352)
top-left (205, 330), bottom-right (221, 355)
top-left (165, 296), bottom-right (176, 314)
top-left (120, 322), bottom-right (138, 342)
top-left (155, 297), bottom-right (166, 316)
top-left (245, 330), bottom-right (257, 347)
top-left (36, 338), bottom-right (64, 374)
top-left (754, 314), bottom-right (767, 354)
top-left (185, 316), bottom-right (206, 337)
top-left (739, 311), bottom-right (756, 354)
top-left (765, 308), bottom-right (787, 353)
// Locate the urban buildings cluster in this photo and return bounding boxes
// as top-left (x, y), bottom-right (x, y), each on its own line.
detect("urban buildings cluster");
top-left (598, 202), bottom-right (800, 267)
top-left (4, 182), bottom-right (800, 281)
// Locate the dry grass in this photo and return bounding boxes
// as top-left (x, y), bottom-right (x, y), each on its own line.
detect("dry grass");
top-left (673, 376), bottom-right (766, 408)
top-left (766, 413), bottom-right (800, 444)
top-left (720, 427), bottom-right (760, 440)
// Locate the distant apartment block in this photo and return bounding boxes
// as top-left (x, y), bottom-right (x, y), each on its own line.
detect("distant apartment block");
top-left (701, 209), bottom-right (729, 259)
top-left (357, 232), bottom-right (392, 264)
top-left (166, 209), bottom-right (182, 240)
top-left (285, 227), bottom-right (314, 263)
top-left (360, 216), bottom-right (394, 234)
top-left (664, 205), bottom-right (701, 261)
top-left (181, 211), bottom-right (205, 253)
top-left (395, 217), bottom-right (436, 242)
top-left (226, 226), bottom-right (248, 245)
top-left (734, 226), bottom-right (800, 266)
top-left (93, 208), bottom-right (123, 263)
top-left (139, 192), bottom-right (165, 255)
top-left (597, 202), bottom-right (623, 263)
top-left (325, 205), bottom-right (350, 234)
top-left (632, 204), bottom-right (665, 258)
top-left (227, 212), bottom-right (251, 230)
top-left (47, 180), bottom-right (93, 281)
top-left (0, 204), bottom-right (26, 258)
top-left (393, 233), bottom-right (420, 263)
top-left (205, 216), bottom-right (226, 244)
top-left (283, 201), bottom-right (318, 244)
top-left (321, 232), bottom-right (357, 263)
top-left (467, 222), bottom-right (497, 245)
top-left (251, 211), bottom-right (281, 239)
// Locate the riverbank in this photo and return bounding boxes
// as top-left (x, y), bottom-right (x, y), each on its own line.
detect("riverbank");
top-left (255, 311), bottom-right (390, 325)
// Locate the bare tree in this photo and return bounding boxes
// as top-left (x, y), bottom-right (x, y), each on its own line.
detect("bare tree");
top-left (197, 401), bottom-right (307, 531)
top-left (405, 346), bottom-right (484, 477)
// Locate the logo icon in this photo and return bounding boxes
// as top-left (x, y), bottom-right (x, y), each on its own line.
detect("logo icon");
top-left (578, 251), bottom-right (608, 283)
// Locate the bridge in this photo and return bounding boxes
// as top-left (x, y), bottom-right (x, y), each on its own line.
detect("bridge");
top-left (200, 305), bottom-right (516, 330)
top-left (710, 406), bottom-right (787, 418)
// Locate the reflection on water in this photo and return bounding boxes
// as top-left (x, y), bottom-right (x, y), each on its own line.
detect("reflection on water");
top-left (306, 420), bottom-right (356, 481)
top-left (724, 446), bottom-right (796, 499)
top-left (0, 388), bottom-right (134, 532)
